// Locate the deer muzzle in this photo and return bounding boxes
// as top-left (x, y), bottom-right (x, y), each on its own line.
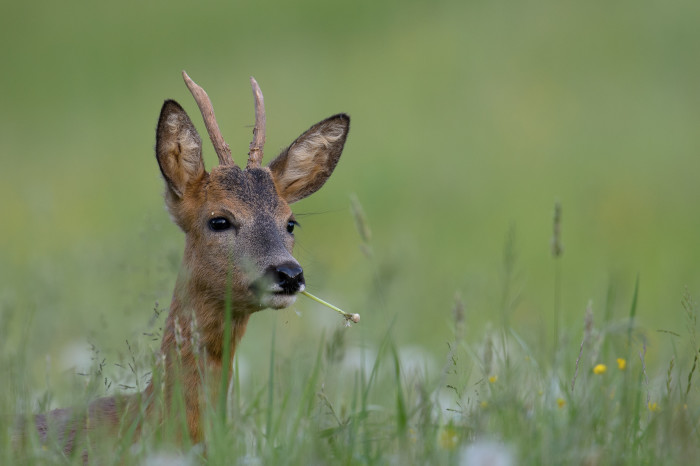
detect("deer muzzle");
top-left (251, 261), bottom-right (305, 309)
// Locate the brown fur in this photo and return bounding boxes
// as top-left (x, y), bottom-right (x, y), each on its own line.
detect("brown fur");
top-left (30, 90), bottom-right (349, 456)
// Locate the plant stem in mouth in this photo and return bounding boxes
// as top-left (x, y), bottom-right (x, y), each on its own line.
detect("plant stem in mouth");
top-left (300, 291), bottom-right (360, 324)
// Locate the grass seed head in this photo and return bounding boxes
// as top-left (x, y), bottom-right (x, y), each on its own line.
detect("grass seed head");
top-left (551, 201), bottom-right (563, 258)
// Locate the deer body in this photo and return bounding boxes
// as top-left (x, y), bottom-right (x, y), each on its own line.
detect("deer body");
top-left (28, 72), bottom-right (350, 455)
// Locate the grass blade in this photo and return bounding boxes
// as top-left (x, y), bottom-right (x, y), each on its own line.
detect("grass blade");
top-left (627, 274), bottom-right (640, 348)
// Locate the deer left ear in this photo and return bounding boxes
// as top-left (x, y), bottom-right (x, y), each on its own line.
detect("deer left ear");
top-left (268, 114), bottom-right (349, 204)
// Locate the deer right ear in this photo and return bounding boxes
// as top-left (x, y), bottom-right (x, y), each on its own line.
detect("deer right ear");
top-left (155, 100), bottom-right (206, 200)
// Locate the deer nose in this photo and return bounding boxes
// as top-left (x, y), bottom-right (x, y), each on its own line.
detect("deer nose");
top-left (274, 264), bottom-right (305, 294)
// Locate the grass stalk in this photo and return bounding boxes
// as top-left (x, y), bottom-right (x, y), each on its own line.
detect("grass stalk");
top-left (266, 323), bottom-right (276, 444)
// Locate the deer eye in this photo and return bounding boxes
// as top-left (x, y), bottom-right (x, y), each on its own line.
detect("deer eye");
top-left (287, 220), bottom-right (299, 234)
top-left (209, 217), bottom-right (232, 232)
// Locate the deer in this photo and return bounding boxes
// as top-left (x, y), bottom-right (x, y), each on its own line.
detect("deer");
top-left (25, 71), bottom-right (350, 458)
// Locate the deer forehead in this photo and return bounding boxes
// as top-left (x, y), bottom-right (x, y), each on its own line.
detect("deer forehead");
top-left (205, 165), bottom-right (289, 219)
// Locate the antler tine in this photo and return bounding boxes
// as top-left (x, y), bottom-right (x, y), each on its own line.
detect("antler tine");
top-left (181, 71), bottom-right (234, 166)
top-left (246, 76), bottom-right (266, 169)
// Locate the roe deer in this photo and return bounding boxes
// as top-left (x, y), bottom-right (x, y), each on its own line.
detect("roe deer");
top-left (27, 71), bottom-right (350, 456)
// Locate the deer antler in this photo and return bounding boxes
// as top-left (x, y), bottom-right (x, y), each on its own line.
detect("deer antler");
top-left (182, 71), bottom-right (234, 166)
top-left (246, 77), bottom-right (266, 169)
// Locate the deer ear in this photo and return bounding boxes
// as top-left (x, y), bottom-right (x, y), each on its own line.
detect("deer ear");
top-left (156, 100), bottom-right (206, 200)
top-left (268, 114), bottom-right (349, 204)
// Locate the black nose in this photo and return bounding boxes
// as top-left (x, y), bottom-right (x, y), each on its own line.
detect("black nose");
top-left (274, 264), bottom-right (305, 294)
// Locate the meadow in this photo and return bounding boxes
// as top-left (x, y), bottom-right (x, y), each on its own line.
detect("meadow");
top-left (1, 0), bottom-right (699, 463)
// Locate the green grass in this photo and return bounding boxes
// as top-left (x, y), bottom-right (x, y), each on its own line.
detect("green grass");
top-left (2, 205), bottom-right (699, 465)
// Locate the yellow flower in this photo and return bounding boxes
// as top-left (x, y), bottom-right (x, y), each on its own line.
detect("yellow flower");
top-left (556, 398), bottom-right (566, 408)
top-left (648, 402), bottom-right (660, 412)
top-left (439, 426), bottom-right (459, 450)
top-left (489, 375), bottom-right (498, 383)
top-left (593, 364), bottom-right (607, 375)
top-left (617, 358), bottom-right (626, 370)
top-left (480, 401), bottom-right (489, 408)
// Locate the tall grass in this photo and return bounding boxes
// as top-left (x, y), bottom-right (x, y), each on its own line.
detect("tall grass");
top-left (2, 199), bottom-right (699, 465)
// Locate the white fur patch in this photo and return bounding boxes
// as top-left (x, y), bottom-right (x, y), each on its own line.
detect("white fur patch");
top-left (166, 113), bottom-right (202, 173)
top-left (283, 126), bottom-right (344, 181)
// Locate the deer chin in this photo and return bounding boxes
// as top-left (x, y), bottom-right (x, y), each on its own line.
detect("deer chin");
top-left (261, 292), bottom-right (298, 310)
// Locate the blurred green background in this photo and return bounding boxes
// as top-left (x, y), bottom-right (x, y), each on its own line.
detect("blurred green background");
top-left (1, 0), bottom-right (699, 395)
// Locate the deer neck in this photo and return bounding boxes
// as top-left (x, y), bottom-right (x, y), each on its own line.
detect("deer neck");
top-left (147, 255), bottom-right (250, 441)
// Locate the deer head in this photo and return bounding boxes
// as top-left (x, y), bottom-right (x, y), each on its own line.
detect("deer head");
top-left (156, 72), bottom-right (349, 316)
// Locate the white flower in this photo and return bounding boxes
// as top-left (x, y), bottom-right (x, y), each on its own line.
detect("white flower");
top-left (460, 440), bottom-right (515, 466)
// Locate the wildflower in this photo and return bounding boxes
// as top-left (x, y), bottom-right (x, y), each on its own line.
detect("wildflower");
top-left (648, 402), bottom-right (660, 412)
top-left (593, 364), bottom-right (607, 375)
top-left (617, 358), bottom-right (626, 370)
top-left (461, 440), bottom-right (515, 466)
top-left (489, 375), bottom-right (498, 384)
top-left (439, 426), bottom-right (459, 450)
top-left (556, 398), bottom-right (566, 409)
top-left (409, 428), bottom-right (417, 444)
top-left (480, 401), bottom-right (489, 409)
